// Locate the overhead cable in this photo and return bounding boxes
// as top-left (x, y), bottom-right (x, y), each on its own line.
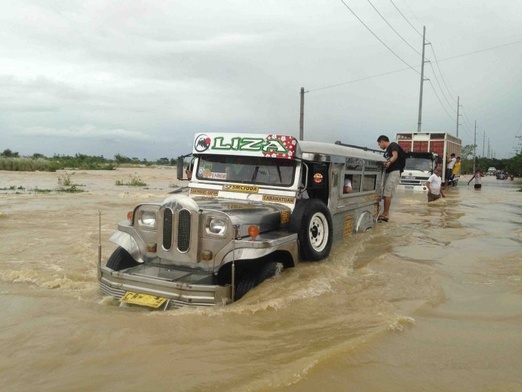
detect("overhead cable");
top-left (366, 0), bottom-right (421, 56)
top-left (338, 0), bottom-right (420, 75)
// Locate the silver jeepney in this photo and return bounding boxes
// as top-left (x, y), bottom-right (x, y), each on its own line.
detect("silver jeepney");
top-left (99, 133), bottom-right (386, 308)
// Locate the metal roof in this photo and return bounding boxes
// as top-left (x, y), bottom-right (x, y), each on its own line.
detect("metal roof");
top-left (298, 140), bottom-right (386, 163)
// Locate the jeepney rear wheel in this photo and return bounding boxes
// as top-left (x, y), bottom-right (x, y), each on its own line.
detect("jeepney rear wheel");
top-left (106, 247), bottom-right (140, 271)
top-left (290, 199), bottom-right (333, 261)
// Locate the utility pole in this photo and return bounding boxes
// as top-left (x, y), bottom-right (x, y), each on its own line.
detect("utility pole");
top-left (482, 131), bottom-right (486, 157)
top-left (456, 96), bottom-right (461, 137)
top-left (472, 121), bottom-right (477, 173)
top-left (417, 26), bottom-right (427, 133)
top-left (299, 87), bottom-right (305, 141)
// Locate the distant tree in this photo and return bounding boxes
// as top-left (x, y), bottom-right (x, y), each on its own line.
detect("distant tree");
top-left (32, 153), bottom-right (46, 159)
top-left (157, 157), bottom-right (170, 165)
top-left (505, 153), bottom-right (522, 177)
top-left (461, 145), bottom-right (475, 160)
top-left (114, 154), bottom-right (131, 164)
top-left (1, 148), bottom-right (19, 158)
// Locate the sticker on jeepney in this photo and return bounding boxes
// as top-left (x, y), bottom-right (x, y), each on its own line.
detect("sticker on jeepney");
top-left (313, 173), bottom-right (324, 183)
top-left (280, 210), bottom-right (291, 224)
top-left (343, 215), bottom-right (354, 238)
top-left (263, 134), bottom-right (297, 159)
top-left (223, 184), bottom-right (259, 193)
top-left (201, 171), bottom-right (227, 180)
top-left (193, 133), bottom-right (297, 159)
top-left (262, 195), bottom-right (295, 204)
top-left (190, 189), bottom-right (219, 197)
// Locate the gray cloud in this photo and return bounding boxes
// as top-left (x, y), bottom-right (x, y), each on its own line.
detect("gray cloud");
top-left (1, 0), bottom-right (521, 159)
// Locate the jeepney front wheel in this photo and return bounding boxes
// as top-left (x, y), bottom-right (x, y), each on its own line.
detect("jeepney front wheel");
top-left (290, 199), bottom-right (333, 261)
top-left (106, 247), bottom-right (140, 271)
top-left (218, 260), bottom-right (282, 301)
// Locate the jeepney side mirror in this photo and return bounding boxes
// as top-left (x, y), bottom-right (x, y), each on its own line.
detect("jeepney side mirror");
top-left (177, 156), bottom-right (185, 180)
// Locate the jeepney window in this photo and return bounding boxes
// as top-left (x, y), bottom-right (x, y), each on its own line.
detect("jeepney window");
top-left (350, 174), bottom-right (362, 193)
top-left (196, 154), bottom-right (296, 186)
top-left (362, 174), bottom-right (377, 191)
top-left (343, 175), bottom-right (353, 193)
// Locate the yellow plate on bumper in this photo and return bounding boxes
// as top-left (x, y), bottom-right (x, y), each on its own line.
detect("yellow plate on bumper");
top-left (121, 291), bottom-right (168, 309)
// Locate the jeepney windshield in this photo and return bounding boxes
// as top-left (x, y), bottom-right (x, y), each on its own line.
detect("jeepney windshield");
top-left (404, 157), bottom-right (433, 172)
top-left (196, 155), bottom-right (296, 186)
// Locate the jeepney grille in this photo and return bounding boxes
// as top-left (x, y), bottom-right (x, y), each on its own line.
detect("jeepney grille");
top-left (177, 209), bottom-right (191, 252)
top-left (163, 209), bottom-right (173, 250)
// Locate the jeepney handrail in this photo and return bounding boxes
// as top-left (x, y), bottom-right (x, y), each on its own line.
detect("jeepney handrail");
top-left (334, 140), bottom-right (384, 154)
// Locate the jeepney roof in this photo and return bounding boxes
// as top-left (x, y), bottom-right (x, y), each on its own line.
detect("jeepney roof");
top-left (299, 140), bottom-right (386, 163)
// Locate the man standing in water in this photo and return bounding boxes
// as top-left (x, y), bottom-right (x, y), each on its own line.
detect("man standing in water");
top-left (426, 168), bottom-right (445, 202)
top-left (377, 135), bottom-right (405, 222)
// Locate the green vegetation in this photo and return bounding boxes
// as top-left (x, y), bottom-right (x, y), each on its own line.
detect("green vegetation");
top-left (460, 144), bottom-right (522, 176)
top-left (115, 174), bottom-right (147, 187)
top-left (57, 172), bottom-right (85, 193)
top-left (0, 149), bottom-right (176, 172)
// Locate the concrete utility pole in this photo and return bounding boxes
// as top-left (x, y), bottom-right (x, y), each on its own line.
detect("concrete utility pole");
top-left (456, 96), bottom-right (461, 137)
top-left (482, 131), bottom-right (486, 157)
top-left (473, 121), bottom-right (477, 173)
top-left (299, 87), bottom-right (305, 141)
top-left (417, 26), bottom-right (427, 133)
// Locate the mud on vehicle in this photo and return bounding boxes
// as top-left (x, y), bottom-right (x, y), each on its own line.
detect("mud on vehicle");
top-left (98, 133), bottom-right (386, 309)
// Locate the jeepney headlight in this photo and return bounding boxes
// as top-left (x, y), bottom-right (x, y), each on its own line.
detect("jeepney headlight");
top-left (139, 210), bottom-right (157, 227)
top-left (208, 218), bottom-right (227, 236)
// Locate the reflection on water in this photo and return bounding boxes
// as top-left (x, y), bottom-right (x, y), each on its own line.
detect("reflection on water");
top-left (1, 169), bottom-right (521, 392)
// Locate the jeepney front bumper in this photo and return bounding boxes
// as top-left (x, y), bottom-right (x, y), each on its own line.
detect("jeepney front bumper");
top-left (99, 232), bottom-right (299, 308)
top-left (99, 263), bottom-right (232, 308)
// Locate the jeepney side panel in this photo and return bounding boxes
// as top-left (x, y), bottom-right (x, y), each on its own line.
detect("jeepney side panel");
top-left (330, 159), bottom-right (383, 241)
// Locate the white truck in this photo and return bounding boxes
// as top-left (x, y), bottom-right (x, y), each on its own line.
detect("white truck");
top-left (396, 132), bottom-right (462, 191)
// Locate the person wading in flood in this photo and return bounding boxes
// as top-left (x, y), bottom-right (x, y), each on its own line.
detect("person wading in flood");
top-left (377, 135), bottom-right (406, 222)
top-left (426, 168), bottom-right (445, 202)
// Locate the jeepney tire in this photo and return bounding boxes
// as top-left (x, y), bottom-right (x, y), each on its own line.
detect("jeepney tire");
top-left (255, 261), bottom-right (280, 285)
top-left (106, 247), bottom-right (140, 271)
top-left (290, 199), bottom-right (333, 261)
top-left (234, 261), bottom-right (280, 301)
top-left (235, 274), bottom-right (256, 301)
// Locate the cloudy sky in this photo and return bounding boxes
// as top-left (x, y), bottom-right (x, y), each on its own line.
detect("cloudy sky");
top-left (1, 0), bottom-right (521, 160)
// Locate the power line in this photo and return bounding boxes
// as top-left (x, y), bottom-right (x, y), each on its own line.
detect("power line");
top-left (308, 67), bottom-right (410, 92)
top-left (338, 0), bottom-right (420, 74)
top-left (366, 0), bottom-right (421, 56)
top-left (427, 79), bottom-right (455, 122)
top-left (427, 61), bottom-right (455, 113)
top-left (436, 40), bottom-right (522, 63)
top-left (427, 44), bottom-right (458, 104)
top-left (308, 40), bottom-right (522, 93)
top-left (388, 0), bottom-right (423, 37)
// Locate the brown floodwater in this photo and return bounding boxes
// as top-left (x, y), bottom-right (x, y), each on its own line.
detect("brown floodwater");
top-left (1, 168), bottom-right (521, 392)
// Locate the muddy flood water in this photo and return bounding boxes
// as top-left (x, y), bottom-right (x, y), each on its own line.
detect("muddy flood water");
top-left (1, 167), bottom-right (521, 392)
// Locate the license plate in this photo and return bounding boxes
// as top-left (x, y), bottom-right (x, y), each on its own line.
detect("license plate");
top-left (405, 186), bottom-right (414, 189)
top-left (121, 291), bottom-right (168, 309)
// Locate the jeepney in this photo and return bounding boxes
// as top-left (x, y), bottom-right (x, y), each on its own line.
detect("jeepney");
top-left (98, 133), bottom-right (386, 309)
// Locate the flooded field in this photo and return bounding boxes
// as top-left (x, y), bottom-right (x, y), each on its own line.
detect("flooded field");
top-left (1, 168), bottom-right (521, 392)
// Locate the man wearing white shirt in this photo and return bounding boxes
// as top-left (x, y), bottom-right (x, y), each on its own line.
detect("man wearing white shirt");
top-left (426, 168), bottom-right (446, 202)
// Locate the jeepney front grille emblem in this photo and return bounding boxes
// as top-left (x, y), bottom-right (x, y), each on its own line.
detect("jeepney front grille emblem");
top-left (177, 209), bottom-right (191, 252)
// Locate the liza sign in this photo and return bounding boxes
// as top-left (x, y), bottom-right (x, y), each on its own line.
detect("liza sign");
top-left (193, 133), bottom-right (298, 159)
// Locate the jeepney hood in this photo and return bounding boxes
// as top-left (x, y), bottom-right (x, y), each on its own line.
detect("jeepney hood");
top-left (193, 197), bottom-right (290, 232)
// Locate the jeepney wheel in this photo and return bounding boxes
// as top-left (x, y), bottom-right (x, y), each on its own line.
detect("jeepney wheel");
top-left (106, 247), bottom-right (139, 271)
top-left (290, 199), bottom-right (333, 261)
top-left (234, 261), bottom-right (280, 301)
